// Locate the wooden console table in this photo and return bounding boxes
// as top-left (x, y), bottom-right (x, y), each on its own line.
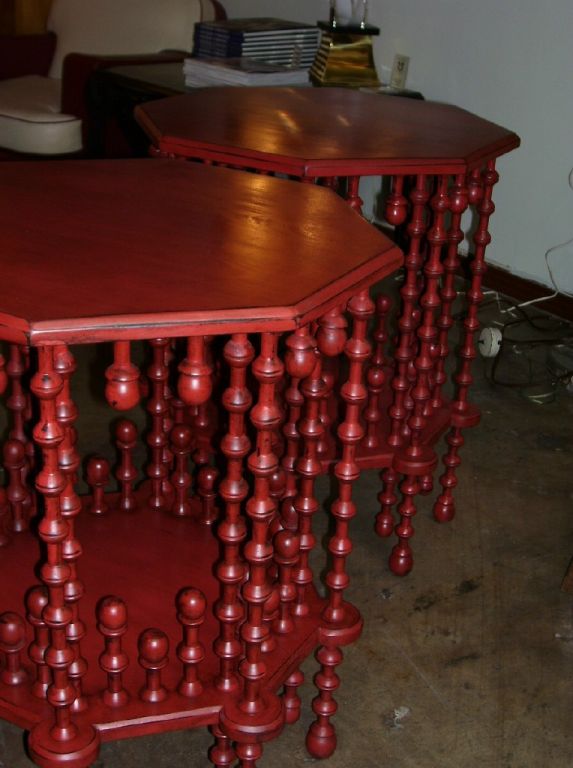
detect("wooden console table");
top-left (0, 158), bottom-right (402, 767)
top-left (134, 87), bottom-right (521, 575)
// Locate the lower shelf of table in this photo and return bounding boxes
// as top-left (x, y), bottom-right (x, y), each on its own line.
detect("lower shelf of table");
top-left (0, 492), bottom-right (332, 742)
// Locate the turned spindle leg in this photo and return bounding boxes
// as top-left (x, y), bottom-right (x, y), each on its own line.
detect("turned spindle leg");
top-left (3, 438), bottom-right (28, 532)
top-left (434, 162), bottom-right (499, 522)
top-left (0, 611), bottom-right (27, 686)
top-left (97, 596), bottom-right (129, 708)
top-left (26, 586), bottom-right (51, 698)
top-left (86, 456), bottom-right (110, 515)
top-left (105, 341), bottom-right (141, 411)
top-left (375, 467), bottom-right (397, 538)
top-left (197, 464), bottom-right (219, 524)
top-left (279, 328), bottom-right (316, 531)
top-left (345, 175), bottom-right (364, 214)
top-left (219, 333), bottom-right (284, 762)
top-left (28, 346), bottom-right (99, 767)
top-left (273, 530), bottom-right (300, 636)
top-left (115, 419), bottom-right (138, 512)
top-left (316, 308), bottom-right (347, 457)
top-left (138, 628), bottom-right (169, 704)
top-left (364, 295), bottom-right (391, 450)
top-left (176, 587), bottom-right (206, 698)
top-left (54, 344), bottom-right (88, 713)
top-left (170, 424), bottom-right (193, 516)
top-left (208, 725), bottom-right (236, 768)
top-left (214, 334), bottom-right (253, 693)
top-left (146, 338), bottom-right (173, 511)
top-left (307, 290), bottom-right (372, 759)
top-left (283, 668), bottom-right (304, 725)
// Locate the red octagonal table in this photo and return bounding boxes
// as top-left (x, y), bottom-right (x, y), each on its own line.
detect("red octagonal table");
top-left (0, 159), bottom-right (403, 767)
top-left (135, 88), bottom-right (521, 575)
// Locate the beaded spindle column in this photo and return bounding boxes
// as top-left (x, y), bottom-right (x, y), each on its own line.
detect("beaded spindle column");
top-left (220, 332), bottom-right (284, 766)
top-left (138, 628), bottom-right (169, 703)
top-left (6, 344), bottom-right (30, 450)
top-left (279, 327), bottom-right (316, 532)
top-left (214, 333), bottom-right (253, 694)
top-left (316, 308), bottom-right (347, 458)
top-left (26, 586), bottom-right (51, 698)
top-left (376, 176), bottom-right (430, 542)
top-left (0, 611), bottom-right (27, 686)
top-left (208, 725), bottom-right (235, 768)
top-left (364, 294), bottom-right (391, 449)
top-left (387, 177), bottom-right (449, 575)
top-left (97, 595), bottom-right (129, 708)
top-left (291, 337), bottom-right (325, 618)
top-left (86, 456), bottom-right (110, 515)
top-left (431, 175), bottom-right (469, 410)
top-left (197, 464), bottom-right (219, 524)
top-left (146, 339), bottom-right (173, 512)
top-left (177, 587), bottom-right (206, 697)
top-left (170, 424), bottom-right (193, 517)
top-left (115, 419), bottom-right (139, 512)
top-left (434, 161), bottom-right (499, 522)
top-left (28, 346), bottom-right (99, 767)
top-left (3, 439), bottom-right (28, 532)
top-left (345, 175), bottom-right (363, 214)
top-left (105, 341), bottom-right (141, 412)
top-left (306, 290), bottom-right (372, 759)
top-left (54, 344), bottom-right (88, 713)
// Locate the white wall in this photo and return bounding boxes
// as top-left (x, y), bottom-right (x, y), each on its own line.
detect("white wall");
top-left (224, 0), bottom-right (573, 294)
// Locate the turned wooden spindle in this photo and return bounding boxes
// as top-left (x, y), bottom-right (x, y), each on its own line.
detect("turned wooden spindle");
top-left (115, 419), bottom-right (138, 512)
top-left (138, 628), bottom-right (169, 704)
top-left (315, 307), bottom-right (347, 456)
top-left (235, 743), bottom-right (263, 768)
top-left (261, 587), bottom-right (280, 654)
top-left (28, 346), bottom-right (98, 764)
top-left (208, 725), bottom-right (235, 768)
top-left (0, 488), bottom-right (9, 547)
top-left (0, 352), bottom-right (7, 394)
top-left (292, 337), bottom-right (326, 618)
top-left (3, 438), bottom-right (28, 532)
top-left (238, 332), bottom-right (283, 715)
top-left (86, 456), bottom-right (110, 515)
top-left (0, 611), bottom-right (27, 686)
top-left (363, 294), bottom-right (391, 449)
top-left (170, 424), bottom-right (193, 517)
top-left (54, 344), bottom-right (87, 713)
top-left (434, 162), bottom-right (499, 523)
top-left (345, 175), bottom-right (363, 214)
top-left (97, 596), bottom-right (129, 708)
top-left (176, 587), bottom-right (206, 698)
top-left (105, 341), bottom-right (141, 411)
top-left (26, 586), bottom-right (51, 698)
top-left (214, 334), bottom-right (253, 693)
top-left (273, 529), bottom-right (300, 636)
top-left (280, 327), bottom-right (317, 532)
top-left (388, 175), bottom-right (430, 448)
top-left (283, 668), bottom-right (304, 725)
top-left (375, 468), bottom-right (397, 538)
top-left (306, 646), bottom-right (343, 758)
top-left (146, 338), bottom-right (173, 512)
top-left (7, 344), bottom-right (31, 451)
top-left (197, 465), bottom-right (219, 525)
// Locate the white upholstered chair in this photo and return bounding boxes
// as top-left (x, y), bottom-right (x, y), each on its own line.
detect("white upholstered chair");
top-left (0, 0), bottom-right (224, 156)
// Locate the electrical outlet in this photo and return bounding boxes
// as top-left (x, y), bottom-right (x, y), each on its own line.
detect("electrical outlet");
top-left (390, 54), bottom-right (410, 89)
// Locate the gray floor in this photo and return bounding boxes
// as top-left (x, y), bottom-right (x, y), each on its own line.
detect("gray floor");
top-left (1, 298), bottom-right (572, 768)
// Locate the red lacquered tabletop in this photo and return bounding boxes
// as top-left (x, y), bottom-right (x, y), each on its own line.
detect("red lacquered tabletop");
top-left (135, 87), bottom-right (520, 176)
top-left (0, 159), bottom-right (401, 345)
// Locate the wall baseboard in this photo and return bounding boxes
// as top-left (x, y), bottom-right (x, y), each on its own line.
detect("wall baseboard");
top-left (460, 257), bottom-right (573, 322)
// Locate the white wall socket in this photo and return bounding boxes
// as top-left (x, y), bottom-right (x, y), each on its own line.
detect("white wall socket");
top-left (390, 53), bottom-right (410, 89)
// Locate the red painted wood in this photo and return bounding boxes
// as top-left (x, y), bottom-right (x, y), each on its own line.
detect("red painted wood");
top-left (0, 160), bottom-right (402, 345)
top-left (135, 87), bottom-right (520, 177)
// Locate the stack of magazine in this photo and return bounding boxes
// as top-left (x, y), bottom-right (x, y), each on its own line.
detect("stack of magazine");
top-left (193, 18), bottom-right (321, 69)
top-left (182, 57), bottom-right (310, 87)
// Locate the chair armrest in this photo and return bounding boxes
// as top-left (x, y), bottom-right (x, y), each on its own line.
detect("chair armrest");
top-left (212, 0), bottom-right (226, 19)
top-left (0, 32), bottom-right (56, 80)
top-left (60, 51), bottom-right (187, 119)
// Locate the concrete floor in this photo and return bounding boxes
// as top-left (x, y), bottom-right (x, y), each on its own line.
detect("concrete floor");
top-left (1, 300), bottom-right (572, 768)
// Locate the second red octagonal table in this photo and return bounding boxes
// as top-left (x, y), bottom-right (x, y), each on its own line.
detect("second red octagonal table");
top-left (135, 87), bottom-right (521, 576)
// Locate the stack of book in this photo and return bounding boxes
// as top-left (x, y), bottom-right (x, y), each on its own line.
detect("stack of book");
top-left (193, 18), bottom-right (321, 69)
top-left (182, 57), bottom-right (310, 87)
